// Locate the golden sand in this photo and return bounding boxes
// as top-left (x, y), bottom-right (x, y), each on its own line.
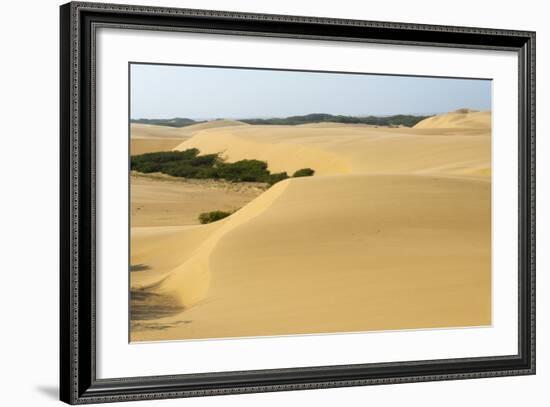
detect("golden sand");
top-left (130, 173), bottom-right (266, 227)
top-left (130, 120), bottom-right (249, 154)
top-left (130, 111), bottom-right (492, 341)
top-left (174, 112), bottom-right (491, 178)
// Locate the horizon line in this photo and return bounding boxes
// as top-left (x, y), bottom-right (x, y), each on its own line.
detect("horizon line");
top-left (130, 108), bottom-right (490, 122)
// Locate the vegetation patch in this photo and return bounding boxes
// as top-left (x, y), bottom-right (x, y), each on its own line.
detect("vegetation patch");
top-left (198, 210), bottom-right (233, 224)
top-left (131, 113), bottom-right (430, 128)
top-left (292, 168), bottom-right (315, 177)
top-left (131, 149), bottom-right (315, 186)
top-left (131, 117), bottom-right (202, 127)
top-left (241, 113), bottom-right (430, 127)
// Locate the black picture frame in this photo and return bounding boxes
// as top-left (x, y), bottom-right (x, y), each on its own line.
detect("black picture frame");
top-left (60, 2), bottom-right (536, 404)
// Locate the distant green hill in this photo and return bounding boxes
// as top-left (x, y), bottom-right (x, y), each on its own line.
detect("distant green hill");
top-left (131, 118), bottom-right (202, 127)
top-left (131, 113), bottom-right (431, 128)
top-left (241, 113), bottom-right (430, 127)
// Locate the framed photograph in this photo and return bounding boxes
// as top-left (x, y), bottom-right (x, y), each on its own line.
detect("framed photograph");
top-left (60, 1), bottom-right (536, 404)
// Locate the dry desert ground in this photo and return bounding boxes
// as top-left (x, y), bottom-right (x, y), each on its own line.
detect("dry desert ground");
top-left (129, 110), bottom-right (492, 341)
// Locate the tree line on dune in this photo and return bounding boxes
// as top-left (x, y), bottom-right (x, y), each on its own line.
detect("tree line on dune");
top-left (241, 113), bottom-right (429, 127)
top-left (130, 113), bottom-right (430, 128)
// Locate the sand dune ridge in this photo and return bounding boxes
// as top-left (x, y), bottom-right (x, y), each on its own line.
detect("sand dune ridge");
top-left (146, 179), bottom-right (290, 308)
top-left (131, 110), bottom-right (492, 341)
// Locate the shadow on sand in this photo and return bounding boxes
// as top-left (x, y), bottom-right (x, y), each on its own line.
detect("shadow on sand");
top-left (130, 263), bottom-right (151, 272)
top-left (130, 264), bottom-right (191, 333)
top-left (130, 289), bottom-right (185, 321)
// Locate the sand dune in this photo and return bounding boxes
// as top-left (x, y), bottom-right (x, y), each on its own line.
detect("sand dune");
top-left (131, 123), bottom-right (189, 139)
top-left (131, 174), bottom-right (491, 341)
top-left (131, 120), bottom-right (249, 155)
top-left (131, 120), bottom-right (247, 139)
top-left (131, 110), bottom-right (492, 341)
top-left (140, 179), bottom-right (290, 310)
top-left (175, 120), bottom-right (491, 178)
top-left (131, 223), bottom-right (222, 289)
top-left (130, 124), bottom-right (192, 155)
top-left (297, 122), bottom-right (384, 129)
top-left (174, 119), bottom-right (248, 134)
top-left (130, 139), bottom-right (184, 155)
top-left (413, 110), bottom-right (491, 130)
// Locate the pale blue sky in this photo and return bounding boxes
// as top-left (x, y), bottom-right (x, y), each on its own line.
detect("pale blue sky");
top-left (130, 63), bottom-right (491, 120)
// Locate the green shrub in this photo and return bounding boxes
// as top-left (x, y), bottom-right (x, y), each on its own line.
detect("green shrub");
top-left (131, 149), bottom-right (313, 186)
top-left (217, 159), bottom-right (268, 182)
top-left (198, 210), bottom-right (232, 224)
top-left (190, 154), bottom-right (219, 167)
top-left (292, 168), bottom-right (315, 177)
top-left (133, 161), bottom-right (161, 173)
top-left (266, 172), bottom-right (289, 185)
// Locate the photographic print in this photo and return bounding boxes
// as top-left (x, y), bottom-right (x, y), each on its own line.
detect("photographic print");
top-left (60, 4), bottom-right (535, 402)
top-left (129, 63), bottom-right (492, 342)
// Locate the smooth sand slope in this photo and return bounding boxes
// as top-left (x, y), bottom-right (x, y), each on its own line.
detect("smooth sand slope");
top-left (175, 111), bottom-right (491, 178)
top-left (413, 109), bottom-right (491, 130)
top-left (131, 110), bottom-right (492, 341)
top-left (130, 120), bottom-right (248, 154)
top-left (131, 174), bottom-right (491, 340)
